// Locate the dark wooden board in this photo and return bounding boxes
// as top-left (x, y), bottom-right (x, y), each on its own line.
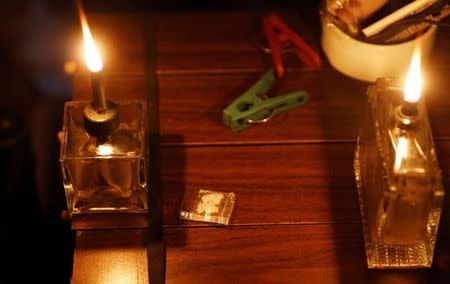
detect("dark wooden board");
top-left (71, 10), bottom-right (450, 284)
top-left (161, 141), bottom-right (450, 227)
top-left (81, 12), bottom-right (450, 75)
top-left (165, 224), bottom-right (450, 284)
top-left (72, 224), bottom-right (449, 284)
top-left (74, 67), bottom-right (450, 146)
top-left (72, 230), bottom-right (149, 284)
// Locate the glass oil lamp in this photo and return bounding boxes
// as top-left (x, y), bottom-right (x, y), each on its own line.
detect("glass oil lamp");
top-left (59, 1), bottom-right (148, 228)
top-left (354, 49), bottom-right (445, 268)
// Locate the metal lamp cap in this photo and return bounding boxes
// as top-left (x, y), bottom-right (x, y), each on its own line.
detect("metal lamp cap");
top-left (83, 101), bottom-right (119, 137)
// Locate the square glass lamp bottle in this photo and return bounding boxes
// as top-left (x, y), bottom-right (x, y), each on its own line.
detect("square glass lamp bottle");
top-left (354, 78), bottom-right (445, 268)
top-left (59, 99), bottom-right (148, 228)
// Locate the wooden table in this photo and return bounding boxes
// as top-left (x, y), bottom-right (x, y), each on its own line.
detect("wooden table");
top-left (71, 11), bottom-right (450, 283)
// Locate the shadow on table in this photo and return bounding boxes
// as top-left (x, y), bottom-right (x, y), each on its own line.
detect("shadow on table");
top-left (317, 70), bottom-right (367, 283)
top-left (146, 134), bottom-right (187, 283)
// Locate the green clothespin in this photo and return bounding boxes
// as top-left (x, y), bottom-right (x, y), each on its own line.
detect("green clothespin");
top-left (223, 69), bottom-right (308, 132)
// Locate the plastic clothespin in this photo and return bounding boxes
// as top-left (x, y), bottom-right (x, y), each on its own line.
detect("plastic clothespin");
top-left (263, 13), bottom-right (322, 78)
top-left (223, 69), bottom-right (308, 132)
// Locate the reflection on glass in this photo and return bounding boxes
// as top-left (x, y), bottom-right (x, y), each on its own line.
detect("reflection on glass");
top-left (60, 100), bottom-right (148, 215)
top-left (354, 78), bottom-right (444, 268)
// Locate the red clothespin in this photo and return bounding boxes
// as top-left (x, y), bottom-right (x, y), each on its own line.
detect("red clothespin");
top-left (263, 13), bottom-right (321, 78)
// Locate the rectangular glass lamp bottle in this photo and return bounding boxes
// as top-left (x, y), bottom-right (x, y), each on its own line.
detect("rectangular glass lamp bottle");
top-left (59, 99), bottom-right (148, 229)
top-left (354, 78), bottom-right (445, 268)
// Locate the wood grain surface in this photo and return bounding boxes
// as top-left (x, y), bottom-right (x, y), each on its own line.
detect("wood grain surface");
top-left (74, 67), bottom-right (450, 146)
top-left (161, 141), bottom-right (450, 226)
top-left (72, 230), bottom-right (149, 284)
top-left (72, 10), bottom-right (450, 284)
top-left (78, 11), bottom-right (450, 75)
top-left (165, 224), bottom-right (450, 284)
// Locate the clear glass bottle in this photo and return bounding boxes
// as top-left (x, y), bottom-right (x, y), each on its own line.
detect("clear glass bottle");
top-left (354, 78), bottom-right (445, 268)
top-left (60, 100), bottom-right (148, 220)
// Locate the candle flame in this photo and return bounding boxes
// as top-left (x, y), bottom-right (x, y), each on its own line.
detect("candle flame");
top-left (403, 49), bottom-right (422, 103)
top-left (77, 0), bottom-right (103, 72)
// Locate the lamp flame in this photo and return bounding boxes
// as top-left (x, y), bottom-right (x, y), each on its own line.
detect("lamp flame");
top-left (403, 49), bottom-right (422, 103)
top-left (77, 0), bottom-right (103, 72)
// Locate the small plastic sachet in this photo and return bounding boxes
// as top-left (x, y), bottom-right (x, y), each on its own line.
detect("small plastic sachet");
top-left (179, 189), bottom-right (236, 225)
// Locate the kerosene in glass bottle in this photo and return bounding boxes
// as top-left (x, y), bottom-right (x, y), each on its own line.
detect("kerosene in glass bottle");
top-left (60, 3), bottom-right (148, 229)
top-left (60, 99), bottom-right (148, 217)
top-left (354, 50), bottom-right (445, 268)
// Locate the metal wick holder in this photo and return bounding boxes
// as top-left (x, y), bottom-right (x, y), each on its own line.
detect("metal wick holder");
top-left (395, 103), bottom-right (422, 131)
top-left (83, 73), bottom-right (119, 137)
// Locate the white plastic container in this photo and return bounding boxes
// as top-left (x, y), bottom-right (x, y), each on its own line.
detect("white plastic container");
top-left (321, 17), bottom-right (437, 82)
